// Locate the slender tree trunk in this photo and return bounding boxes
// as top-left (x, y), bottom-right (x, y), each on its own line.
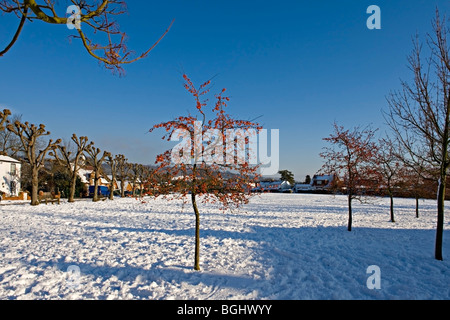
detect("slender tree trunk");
top-left (347, 192), bottom-right (352, 232)
top-left (192, 192), bottom-right (201, 271)
top-left (436, 176), bottom-right (446, 261)
top-left (389, 191), bottom-right (395, 222)
top-left (415, 195), bottom-right (419, 218)
top-left (31, 166), bottom-right (39, 206)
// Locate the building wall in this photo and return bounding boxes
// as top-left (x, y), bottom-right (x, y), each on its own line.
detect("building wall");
top-left (0, 160), bottom-right (21, 196)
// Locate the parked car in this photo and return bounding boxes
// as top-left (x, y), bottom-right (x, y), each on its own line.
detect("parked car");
top-left (88, 186), bottom-right (110, 198)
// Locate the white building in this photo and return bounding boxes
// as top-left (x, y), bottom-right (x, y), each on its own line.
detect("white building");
top-left (252, 180), bottom-right (293, 193)
top-left (0, 155), bottom-right (21, 197)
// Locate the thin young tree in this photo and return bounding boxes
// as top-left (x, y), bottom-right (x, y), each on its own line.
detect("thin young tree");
top-left (85, 144), bottom-right (110, 202)
top-left (137, 165), bottom-right (152, 199)
top-left (150, 74), bottom-right (262, 271)
top-left (128, 163), bottom-right (141, 197)
top-left (320, 122), bottom-right (379, 231)
top-left (0, 1), bottom-right (174, 75)
top-left (375, 137), bottom-right (403, 223)
top-left (384, 10), bottom-right (449, 260)
top-left (401, 164), bottom-right (429, 218)
top-left (6, 120), bottom-right (61, 205)
top-left (51, 134), bottom-right (93, 202)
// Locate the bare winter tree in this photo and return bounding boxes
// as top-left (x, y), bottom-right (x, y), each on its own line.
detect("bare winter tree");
top-left (115, 154), bottom-right (130, 197)
top-left (51, 134), bottom-right (93, 202)
top-left (104, 153), bottom-right (117, 200)
top-left (6, 120), bottom-right (61, 205)
top-left (85, 144), bottom-right (110, 202)
top-left (0, 1), bottom-right (174, 75)
top-left (401, 162), bottom-right (433, 219)
top-left (384, 10), bottom-right (449, 260)
top-left (128, 163), bottom-right (142, 197)
top-left (0, 109), bottom-right (11, 131)
top-left (374, 137), bottom-right (403, 223)
top-left (0, 113), bottom-right (23, 156)
top-left (137, 165), bottom-right (152, 199)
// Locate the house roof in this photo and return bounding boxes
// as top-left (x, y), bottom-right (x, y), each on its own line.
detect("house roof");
top-left (314, 174), bottom-right (334, 181)
top-left (0, 155), bottom-right (21, 164)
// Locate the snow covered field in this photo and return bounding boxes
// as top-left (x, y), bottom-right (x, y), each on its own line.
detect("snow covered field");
top-left (0, 193), bottom-right (449, 300)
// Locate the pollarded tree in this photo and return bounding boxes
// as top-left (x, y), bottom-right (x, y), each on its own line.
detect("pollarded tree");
top-left (384, 10), bottom-right (449, 260)
top-left (0, 113), bottom-right (23, 157)
top-left (51, 134), bottom-right (93, 202)
top-left (115, 154), bottom-right (130, 197)
top-left (150, 75), bottom-right (262, 271)
top-left (320, 122), bottom-right (379, 231)
top-left (104, 153), bottom-right (118, 200)
top-left (85, 144), bottom-right (110, 202)
top-left (0, 109), bottom-right (11, 131)
top-left (0, 1), bottom-right (174, 75)
top-left (6, 120), bottom-right (61, 205)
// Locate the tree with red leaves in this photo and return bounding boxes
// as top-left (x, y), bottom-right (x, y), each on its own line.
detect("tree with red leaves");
top-left (320, 122), bottom-right (379, 231)
top-left (150, 75), bottom-right (262, 271)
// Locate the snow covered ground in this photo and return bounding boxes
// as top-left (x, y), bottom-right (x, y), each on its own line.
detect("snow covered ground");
top-left (0, 193), bottom-right (449, 300)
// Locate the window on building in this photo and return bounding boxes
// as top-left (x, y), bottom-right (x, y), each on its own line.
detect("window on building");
top-left (10, 163), bottom-right (16, 176)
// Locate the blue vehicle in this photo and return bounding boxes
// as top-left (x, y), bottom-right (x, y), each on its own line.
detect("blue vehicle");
top-left (88, 186), bottom-right (110, 198)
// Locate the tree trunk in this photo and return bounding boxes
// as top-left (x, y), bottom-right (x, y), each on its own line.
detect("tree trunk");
top-left (68, 173), bottom-right (77, 203)
top-left (347, 193), bottom-right (352, 231)
top-left (31, 166), bottom-right (39, 206)
top-left (389, 191), bottom-right (395, 222)
top-left (415, 195), bottom-right (419, 218)
top-left (120, 179), bottom-right (125, 197)
top-left (191, 192), bottom-right (201, 271)
top-left (436, 176), bottom-right (445, 260)
top-left (93, 172), bottom-right (99, 202)
top-left (109, 180), bottom-right (114, 200)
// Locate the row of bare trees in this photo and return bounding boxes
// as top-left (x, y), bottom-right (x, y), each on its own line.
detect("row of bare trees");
top-left (320, 10), bottom-right (449, 261)
top-left (321, 125), bottom-right (436, 225)
top-left (0, 111), bottom-right (152, 205)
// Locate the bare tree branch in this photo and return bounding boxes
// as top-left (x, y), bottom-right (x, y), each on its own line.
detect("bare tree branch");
top-left (1, 1), bottom-right (174, 75)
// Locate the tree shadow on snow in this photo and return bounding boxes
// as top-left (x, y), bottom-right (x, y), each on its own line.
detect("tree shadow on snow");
top-left (28, 223), bottom-right (450, 299)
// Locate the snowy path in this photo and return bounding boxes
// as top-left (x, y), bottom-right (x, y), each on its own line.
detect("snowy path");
top-left (0, 193), bottom-right (449, 299)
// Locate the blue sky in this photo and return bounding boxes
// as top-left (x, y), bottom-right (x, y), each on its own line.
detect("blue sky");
top-left (1, 0), bottom-right (449, 180)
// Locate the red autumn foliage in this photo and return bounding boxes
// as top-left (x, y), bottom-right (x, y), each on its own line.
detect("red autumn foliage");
top-left (320, 122), bottom-right (380, 231)
top-left (148, 75), bottom-right (262, 270)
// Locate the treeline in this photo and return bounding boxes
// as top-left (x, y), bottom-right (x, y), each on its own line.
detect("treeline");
top-left (0, 112), bottom-right (158, 205)
top-left (318, 11), bottom-right (448, 261)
